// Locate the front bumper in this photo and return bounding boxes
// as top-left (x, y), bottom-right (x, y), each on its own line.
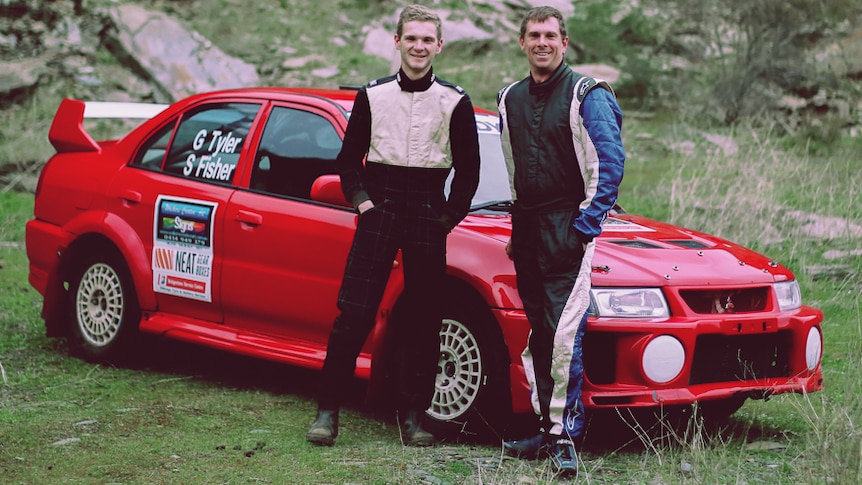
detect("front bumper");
top-left (496, 305), bottom-right (824, 414)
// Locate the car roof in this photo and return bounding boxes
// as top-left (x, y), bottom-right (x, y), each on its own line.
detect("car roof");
top-left (178, 86), bottom-right (495, 116)
top-left (179, 86), bottom-right (358, 111)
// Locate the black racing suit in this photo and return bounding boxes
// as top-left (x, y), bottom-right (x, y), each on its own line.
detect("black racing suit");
top-left (317, 68), bottom-right (480, 413)
top-left (498, 62), bottom-right (625, 438)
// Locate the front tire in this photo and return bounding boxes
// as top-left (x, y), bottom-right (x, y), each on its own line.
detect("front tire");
top-left (67, 251), bottom-right (140, 362)
top-left (424, 300), bottom-right (510, 438)
top-left (693, 396), bottom-right (747, 423)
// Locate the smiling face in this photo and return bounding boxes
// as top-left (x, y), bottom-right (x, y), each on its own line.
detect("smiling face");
top-left (395, 20), bottom-right (443, 80)
top-left (519, 17), bottom-right (568, 83)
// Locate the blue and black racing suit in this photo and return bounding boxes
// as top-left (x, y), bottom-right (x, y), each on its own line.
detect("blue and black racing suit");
top-left (498, 62), bottom-right (625, 439)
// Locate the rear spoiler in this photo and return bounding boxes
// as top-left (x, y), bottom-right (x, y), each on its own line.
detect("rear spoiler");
top-left (48, 99), bottom-right (169, 153)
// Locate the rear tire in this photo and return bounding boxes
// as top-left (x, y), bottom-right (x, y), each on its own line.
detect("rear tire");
top-left (67, 250), bottom-right (140, 362)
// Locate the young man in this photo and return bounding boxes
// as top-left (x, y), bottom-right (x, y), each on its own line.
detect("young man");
top-left (305, 4), bottom-right (480, 447)
top-left (497, 6), bottom-right (625, 476)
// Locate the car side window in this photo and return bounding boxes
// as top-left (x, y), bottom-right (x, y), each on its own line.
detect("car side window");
top-left (133, 122), bottom-right (175, 170)
top-left (162, 103), bottom-right (261, 185)
top-left (250, 106), bottom-right (341, 200)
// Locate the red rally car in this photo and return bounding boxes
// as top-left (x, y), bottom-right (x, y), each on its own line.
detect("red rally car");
top-left (25, 87), bottom-right (824, 436)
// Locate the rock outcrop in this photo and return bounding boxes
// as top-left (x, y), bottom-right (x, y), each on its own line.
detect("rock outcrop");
top-left (104, 4), bottom-right (260, 103)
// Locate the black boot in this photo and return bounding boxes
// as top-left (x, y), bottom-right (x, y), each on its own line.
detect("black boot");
top-left (398, 409), bottom-right (435, 447)
top-left (306, 408), bottom-right (339, 446)
top-left (503, 432), bottom-right (550, 459)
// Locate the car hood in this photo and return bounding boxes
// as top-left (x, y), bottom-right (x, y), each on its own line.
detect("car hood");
top-left (460, 212), bottom-right (794, 287)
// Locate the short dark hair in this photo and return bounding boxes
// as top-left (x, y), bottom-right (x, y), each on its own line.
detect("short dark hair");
top-left (519, 6), bottom-right (567, 39)
top-left (397, 4), bottom-right (442, 39)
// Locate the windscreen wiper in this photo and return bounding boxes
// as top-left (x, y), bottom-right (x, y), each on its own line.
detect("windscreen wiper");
top-left (469, 200), bottom-right (513, 211)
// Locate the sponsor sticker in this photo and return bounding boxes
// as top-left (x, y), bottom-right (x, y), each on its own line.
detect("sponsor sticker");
top-left (152, 196), bottom-right (217, 301)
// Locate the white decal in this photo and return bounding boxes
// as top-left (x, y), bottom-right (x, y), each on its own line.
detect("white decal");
top-left (185, 129), bottom-right (243, 182)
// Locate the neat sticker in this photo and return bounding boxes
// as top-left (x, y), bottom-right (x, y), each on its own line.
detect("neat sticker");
top-left (152, 196), bottom-right (217, 302)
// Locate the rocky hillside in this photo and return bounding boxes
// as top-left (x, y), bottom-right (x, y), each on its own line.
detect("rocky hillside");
top-left (1, 0), bottom-right (860, 171)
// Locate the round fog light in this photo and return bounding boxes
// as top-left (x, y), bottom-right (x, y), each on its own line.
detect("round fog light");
top-left (805, 327), bottom-right (822, 370)
top-left (642, 335), bottom-right (685, 384)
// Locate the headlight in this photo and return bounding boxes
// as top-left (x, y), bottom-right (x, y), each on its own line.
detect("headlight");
top-left (589, 288), bottom-right (669, 318)
top-left (642, 335), bottom-right (685, 383)
top-left (774, 280), bottom-right (802, 311)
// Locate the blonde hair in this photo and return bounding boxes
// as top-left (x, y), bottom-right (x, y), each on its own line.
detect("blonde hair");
top-left (397, 4), bottom-right (442, 39)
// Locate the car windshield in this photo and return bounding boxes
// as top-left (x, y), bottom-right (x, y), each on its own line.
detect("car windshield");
top-left (346, 109), bottom-right (512, 211)
top-left (445, 113), bottom-right (513, 211)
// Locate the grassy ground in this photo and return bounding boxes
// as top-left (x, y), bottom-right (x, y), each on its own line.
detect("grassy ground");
top-left (2, 123), bottom-right (860, 483)
top-left (2, 0), bottom-right (861, 483)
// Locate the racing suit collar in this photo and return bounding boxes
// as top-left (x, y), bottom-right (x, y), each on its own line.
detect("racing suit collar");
top-left (529, 62), bottom-right (567, 95)
top-left (396, 67), bottom-right (435, 92)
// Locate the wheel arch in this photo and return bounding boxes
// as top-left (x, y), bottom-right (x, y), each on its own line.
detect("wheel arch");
top-left (50, 234), bottom-right (119, 335)
top-left (365, 275), bottom-right (514, 433)
top-left (59, 212), bottom-right (155, 309)
top-left (49, 223), bottom-right (151, 337)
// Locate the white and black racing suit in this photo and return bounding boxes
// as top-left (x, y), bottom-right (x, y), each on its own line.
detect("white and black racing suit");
top-left (318, 68), bottom-right (480, 414)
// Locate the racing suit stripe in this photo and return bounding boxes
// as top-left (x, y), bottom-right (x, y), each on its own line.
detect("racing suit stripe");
top-left (547, 241), bottom-right (595, 437)
top-left (518, 240), bottom-right (594, 436)
top-left (496, 83), bottom-right (518, 202)
top-left (570, 79), bottom-right (601, 214)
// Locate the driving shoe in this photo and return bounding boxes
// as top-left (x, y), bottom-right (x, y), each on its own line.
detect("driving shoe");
top-left (398, 409), bottom-right (435, 447)
top-left (306, 408), bottom-right (339, 446)
top-left (503, 432), bottom-right (549, 459)
top-left (550, 437), bottom-right (578, 477)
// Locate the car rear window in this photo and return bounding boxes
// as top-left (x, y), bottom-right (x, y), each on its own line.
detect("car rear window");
top-left (134, 122), bottom-right (175, 170)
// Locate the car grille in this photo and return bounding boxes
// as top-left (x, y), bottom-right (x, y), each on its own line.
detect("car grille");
top-left (583, 330), bottom-right (793, 386)
top-left (689, 331), bottom-right (792, 384)
top-left (679, 287), bottom-right (770, 314)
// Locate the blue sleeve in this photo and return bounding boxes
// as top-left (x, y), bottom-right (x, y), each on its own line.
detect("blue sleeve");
top-left (573, 87), bottom-right (625, 243)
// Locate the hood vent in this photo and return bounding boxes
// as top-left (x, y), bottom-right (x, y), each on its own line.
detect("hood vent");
top-left (606, 239), bottom-right (713, 249)
top-left (608, 240), bottom-right (663, 249)
top-left (665, 239), bottom-right (711, 249)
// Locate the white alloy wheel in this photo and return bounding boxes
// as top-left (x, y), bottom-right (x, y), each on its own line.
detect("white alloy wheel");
top-left (75, 262), bottom-right (126, 347)
top-left (429, 318), bottom-right (483, 421)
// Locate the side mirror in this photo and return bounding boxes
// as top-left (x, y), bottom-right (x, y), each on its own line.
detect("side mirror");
top-left (310, 174), bottom-right (351, 208)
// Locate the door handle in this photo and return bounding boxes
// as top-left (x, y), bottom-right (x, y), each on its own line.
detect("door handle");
top-left (119, 189), bottom-right (141, 205)
top-left (235, 210), bottom-right (263, 227)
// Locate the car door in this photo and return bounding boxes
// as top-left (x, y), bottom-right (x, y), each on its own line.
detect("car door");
top-left (221, 102), bottom-right (356, 346)
top-left (107, 101), bottom-right (263, 324)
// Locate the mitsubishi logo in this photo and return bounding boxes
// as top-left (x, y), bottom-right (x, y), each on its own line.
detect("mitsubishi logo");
top-left (713, 295), bottom-right (735, 314)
